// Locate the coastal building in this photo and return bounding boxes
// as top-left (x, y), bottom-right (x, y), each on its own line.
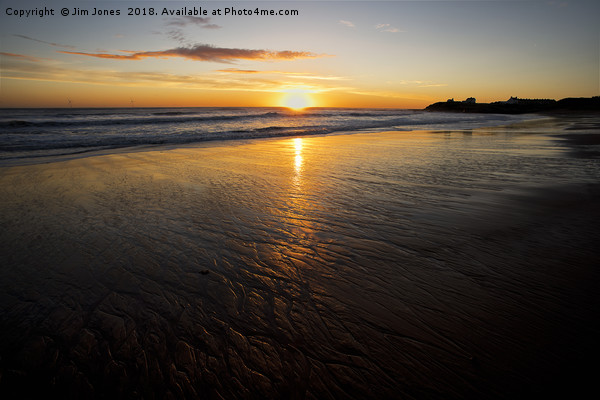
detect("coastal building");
top-left (464, 97), bottom-right (476, 104)
top-left (503, 97), bottom-right (555, 105)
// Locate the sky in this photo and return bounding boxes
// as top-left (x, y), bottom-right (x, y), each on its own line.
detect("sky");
top-left (1, 0), bottom-right (599, 108)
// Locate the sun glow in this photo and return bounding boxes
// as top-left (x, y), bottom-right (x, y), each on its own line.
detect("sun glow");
top-left (280, 91), bottom-right (314, 110)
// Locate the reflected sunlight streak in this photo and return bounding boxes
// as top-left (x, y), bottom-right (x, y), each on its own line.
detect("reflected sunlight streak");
top-left (293, 137), bottom-right (303, 186)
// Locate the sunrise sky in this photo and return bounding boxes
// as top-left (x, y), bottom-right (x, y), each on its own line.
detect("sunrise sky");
top-left (1, 0), bottom-right (599, 108)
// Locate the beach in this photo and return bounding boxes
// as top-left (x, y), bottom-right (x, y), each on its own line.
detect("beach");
top-left (1, 121), bottom-right (600, 399)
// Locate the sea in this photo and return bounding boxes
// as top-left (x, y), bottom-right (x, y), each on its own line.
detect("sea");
top-left (0, 107), bottom-right (535, 164)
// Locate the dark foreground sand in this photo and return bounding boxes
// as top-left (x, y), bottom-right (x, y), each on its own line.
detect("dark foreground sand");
top-left (1, 124), bottom-right (600, 399)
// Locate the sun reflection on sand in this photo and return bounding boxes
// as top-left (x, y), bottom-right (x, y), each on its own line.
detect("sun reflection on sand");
top-left (293, 137), bottom-right (303, 186)
top-left (284, 136), bottom-right (319, 247)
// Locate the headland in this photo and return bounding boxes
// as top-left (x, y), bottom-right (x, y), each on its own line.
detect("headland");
top-left (425, 96), bottom-right (600, 114)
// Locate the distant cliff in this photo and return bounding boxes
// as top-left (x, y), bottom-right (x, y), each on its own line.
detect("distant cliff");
top-left (425, 97), bottom-right (600, 114)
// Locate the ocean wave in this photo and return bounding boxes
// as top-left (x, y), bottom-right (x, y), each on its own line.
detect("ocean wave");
top-left (0, 111), bottom-right (285, 130)
top-left (2, 120), bottom-right (35, 128)
top-left (0, 108), bottom-right (534, 163)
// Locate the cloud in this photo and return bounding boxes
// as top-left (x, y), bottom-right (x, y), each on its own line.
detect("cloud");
top-left (418, 83), bottom-right (448, 88)
top-left (2, 56), bottom-right (345, 94)
top-left (216, 68), bottom-right (348, 82)
top-left (217, 68), bottom-right (261, 74)
top-left (339, 20), bottom-right (355, 28)
top-left (2, 57), bottom-right (279, 90)
top-left (167, 30), bottom-right (187, 44)
top-left (13, 34), bottom-right (76, 49)
top-left (0, 52), bottom-right (44, 62)
top-left (164, 17), bottom-right (221, 45)
top-left (167, 16), bottom-right (221, 29)
top-left (375, 24), bottom-right (402, 33)
top-left (390, 79), bottom-right (448, 88)
top-left (60, 44), bottom-right (326, 63)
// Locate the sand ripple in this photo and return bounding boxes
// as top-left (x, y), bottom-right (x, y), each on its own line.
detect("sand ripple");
top-left (1, 128), bottom-right (600, 398)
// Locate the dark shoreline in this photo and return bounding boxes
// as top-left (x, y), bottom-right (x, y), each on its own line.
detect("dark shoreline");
top-left (425, 96), bottom-right (600, 114)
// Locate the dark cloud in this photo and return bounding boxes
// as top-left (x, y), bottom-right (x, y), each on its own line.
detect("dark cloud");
top-left (60, 44), bottom-right (324, 63)
top-left (164, 17), bottom-right (221, 45)
top-left (167, 30), bottom-right (187, 44)
top-left (167, 16), bottom-right (221, 29)
top-left (13, 34), bottom-right (76, 49)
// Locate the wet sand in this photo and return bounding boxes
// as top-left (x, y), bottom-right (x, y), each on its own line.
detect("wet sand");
top-left (1, 126), bottom-right (600, 399)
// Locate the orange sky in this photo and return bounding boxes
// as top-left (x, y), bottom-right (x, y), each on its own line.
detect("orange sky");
top-left (1, 1), bottom-right (598, 108)
top-left (1, 77), bottom-right (434, 109)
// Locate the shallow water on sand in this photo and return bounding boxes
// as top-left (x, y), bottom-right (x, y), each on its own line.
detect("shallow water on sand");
top-left (1, 123), bottom-right (600, 398)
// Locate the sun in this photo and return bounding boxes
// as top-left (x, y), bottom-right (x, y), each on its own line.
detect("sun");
top-left (280, 92), bottom-right (314, 110)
